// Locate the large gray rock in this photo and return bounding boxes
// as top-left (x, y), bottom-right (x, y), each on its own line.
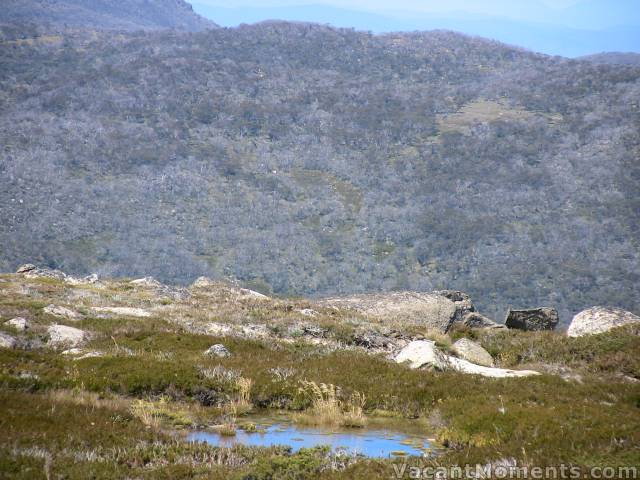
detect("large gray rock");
top-left (47, 325), bottom-right (88, 348)
top-left (0, 332), bottom-right (18, 349)
top-left (452, 338), bottom-right (494, 367)
top-left (461, 312), bottom-right (506, 330)
top-left (567, 307), bottom-right (640, 337)
top-left (505, 308), bottom-right (559, 331)
top-left (322, 292), bottom-right (458, 332)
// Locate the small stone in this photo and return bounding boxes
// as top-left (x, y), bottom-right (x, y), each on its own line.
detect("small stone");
top-left (205, 344), bottom-right (231, 357)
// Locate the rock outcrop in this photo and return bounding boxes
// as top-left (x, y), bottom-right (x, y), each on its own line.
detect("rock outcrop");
top-left (92, 307), bottom-right (152, 318)
top-left (446, 357), bottom-right (540, 378)
top-left (47, 325), bottom-right (88, 348)
top-left (16, 264), bottom-right (98, 285)
top-left (43, 304), bottom-right (83, 321)
top-left (395, 340), bottom-right (539, 378)
top-left (322, 292), bottom-right (459, 332)
top-left (434, 290), bottom-right (475, 322)
top-left (16, 264), bottom-right (66, 280)
top-left (505, 308), bottom-right (559, 331)
top-left (567, 307), bottom-right (640, 337)
top-left (452, 338), bottom-right (494, 367)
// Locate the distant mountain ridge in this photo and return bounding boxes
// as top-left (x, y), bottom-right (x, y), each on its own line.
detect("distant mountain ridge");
top-left (192, 1), bottom-right (640, 57)
top-left (1, 0), bottom-right (217, 32)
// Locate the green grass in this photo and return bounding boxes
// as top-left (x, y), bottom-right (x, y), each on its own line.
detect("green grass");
top-left (2, 275), bottom-right (640, 478)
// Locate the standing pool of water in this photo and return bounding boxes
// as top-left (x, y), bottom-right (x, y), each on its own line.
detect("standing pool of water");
top-left (188, 416), bottom-right (436, 458)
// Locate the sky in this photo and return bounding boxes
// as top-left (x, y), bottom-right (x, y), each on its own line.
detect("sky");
top-left (192, 0), bottom-right (640, 56)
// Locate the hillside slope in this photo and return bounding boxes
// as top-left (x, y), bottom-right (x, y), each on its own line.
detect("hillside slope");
top-left (580, 52), bottom-right (640, 66)
top-left (1, 23), bottom-right (639, 322)
top-left (0, 0), bottom-right (216, 32)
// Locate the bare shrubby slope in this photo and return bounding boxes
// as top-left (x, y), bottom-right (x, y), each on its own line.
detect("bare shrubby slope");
top-left (0, 23), bottom-right (639, 322)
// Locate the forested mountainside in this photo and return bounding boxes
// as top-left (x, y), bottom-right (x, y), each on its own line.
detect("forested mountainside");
top-left (1, 22), bottom-right (639, 323)
top-left (580, 52), bottom-right (640, 66)
top-left (0, 0), bottom-right (216, 33)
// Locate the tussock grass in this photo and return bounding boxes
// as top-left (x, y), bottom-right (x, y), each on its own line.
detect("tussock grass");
top-left (295, 381), bottom-right (367, 428)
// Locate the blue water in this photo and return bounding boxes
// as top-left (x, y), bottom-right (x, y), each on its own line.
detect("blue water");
top-left (189, 421), bottom-right (433, 458)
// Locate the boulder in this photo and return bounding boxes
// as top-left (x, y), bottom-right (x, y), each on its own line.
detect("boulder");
top-left (505, 308), bottom-right (558, 331)
top-left (43, 304), bottom-right (83, 321)
top-left (16, 264), bottom-right (37, 274)
top-left (0, 332), bottom-right (17, 349)
top-left (461, 312), bottom-right (506, 330)
top-left (394, 340), bottom-right (449, 370)
top-left (6, 317), bottom-right (29, 331)
top-left (452, 338), bottom-right (494, 367)
top-left (322, 292), bottom-right (458, 332)
top-left (205, 344), bottom-right (231, 357)
top-left (47, 325), bottom-right (88, 348)
top-left (567, 307), bottom-right (640, 337)
top-left (17, 264), bottom-right (67, 280)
